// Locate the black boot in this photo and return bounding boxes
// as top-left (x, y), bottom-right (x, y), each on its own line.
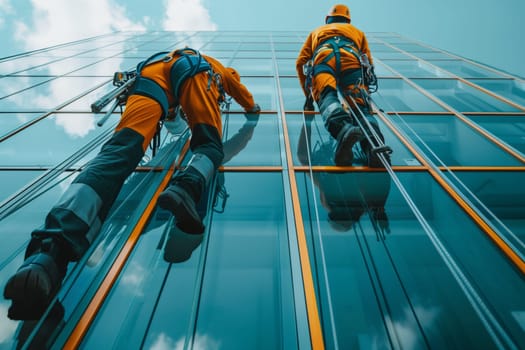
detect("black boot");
top-left (158, 167), bottom-right (206, 234)
top-left (334, 124), bottom-right (364, 166)
top-left (3, 234), bottom-right (68, 320)
top-left (318, 88), bottom-right (363, 166)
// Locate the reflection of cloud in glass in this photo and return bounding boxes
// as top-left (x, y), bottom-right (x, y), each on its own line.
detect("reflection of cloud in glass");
top-left (121, 261), bottom-right (146, 297)
top-left (0, 303), bottom-right (18, 342)
top-left (151, 333), bottom-right (221, 350)
top-left (9, 1), bottom-right (145, 137)
top-left (54, 114), bottom-right (95, 138)
top-left (390, 304), bottom-right (439, 350)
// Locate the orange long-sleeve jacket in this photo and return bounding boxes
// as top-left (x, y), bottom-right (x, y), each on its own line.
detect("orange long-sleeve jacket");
top-left (296, 23), bottom-right (373, 96)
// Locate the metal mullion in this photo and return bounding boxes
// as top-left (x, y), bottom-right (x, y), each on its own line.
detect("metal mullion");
top-left (270, 35), bottom-right (325, 350)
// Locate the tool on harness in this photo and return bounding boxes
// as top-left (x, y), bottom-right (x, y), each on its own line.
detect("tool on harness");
top-left (91, 70), bottom-right (137, 127)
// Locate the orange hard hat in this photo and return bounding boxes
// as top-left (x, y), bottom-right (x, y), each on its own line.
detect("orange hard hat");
top-left (326, 4), bottom-right (351, 22)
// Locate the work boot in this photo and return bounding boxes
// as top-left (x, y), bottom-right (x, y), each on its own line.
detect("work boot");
top-left (3, 236), bottom-right (68, 320)
top-left (361, 141), bottom-right (391, 168)
top-left (334, 124), bottom-right (363, 166)
top-left (158, 184), bottom-right (204, 234)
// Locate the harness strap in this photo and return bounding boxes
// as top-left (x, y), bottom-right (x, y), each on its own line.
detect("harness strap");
top-left (132, 77), bottom-right (169, 118)
top-left (169, 48), bottom-right (212, 101)
top-left (313, 36), bottom-right (362, 76)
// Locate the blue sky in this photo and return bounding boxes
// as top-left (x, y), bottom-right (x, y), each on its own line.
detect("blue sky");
top-left (0, 0), bottom-right (524, 77)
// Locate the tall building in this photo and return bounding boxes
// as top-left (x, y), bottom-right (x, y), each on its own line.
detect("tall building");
top-left (0, 30), bottom-right (524, 349)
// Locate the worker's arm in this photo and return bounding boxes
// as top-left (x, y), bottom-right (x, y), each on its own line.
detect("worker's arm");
top-left (224, 77), bottom-right (257, 112)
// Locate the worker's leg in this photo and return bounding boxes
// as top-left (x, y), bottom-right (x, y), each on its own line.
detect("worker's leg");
top-left (157, 72), bottom-right (223, 234)
top-left (4, 95), bottom-right (162, 320)
top-left (313, 72), bottom-right (362, 166)
top-left (340, 71), bottom-right (389, 168)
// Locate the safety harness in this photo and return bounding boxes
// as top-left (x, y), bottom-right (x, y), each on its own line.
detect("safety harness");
top-left (133, 47), bottom-right (212, 120)
top-left (92, 47), bottom-right (221, 156)
top-left (304, 35), bottom-right (378, 107)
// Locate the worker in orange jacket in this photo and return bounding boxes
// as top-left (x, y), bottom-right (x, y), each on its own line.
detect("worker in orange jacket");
top-left (3, 47), bottom-right (260, 320)
top-left (297, 4), bottom-right (383, 166)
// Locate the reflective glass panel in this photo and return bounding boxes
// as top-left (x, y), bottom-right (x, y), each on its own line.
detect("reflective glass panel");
top-left (393, 43), bottom-right (437, 52)
top-left (468, 115), bottom-right (525, 155)
top-left (229, 58), bottom-right (274, 76)
top-left (221, 113), bottom-right (281, 166)
top-left (390, 115), bottom-right (522, 166)
top-left (279, 77), bottom-right (305, 111)
top-left (429, 60), bottom-right (505, 79)
top-left (276, 59), bottom-right (297, 76)
top-left (373, 78), bottom-right (445, 112)
top-left (0, 56), bottom-right (59, 75)
top-left (229, 77), bottom-right (276, 112)
top-left (412, 52), bottom-right (457, 60)
top-left (297, 170), bottom-right (525, 348)
top-left (467, 79), bottom-right (525, 107)
top-left (382, 60), bottom-right (452, 78)
top-left (454, 171), bottom-right (525, 242)
top-left (414, 79), bottom-right (521, 112)
top-left (0, 113), bottom-right (41, 136)
top-left (0, 113), bottom-right (119, 167)
top-left (0, 76), bottom-right (109, 112)
top-left (374, 52), bottom-right (413, 59)
top-left (82, 172), bottom-right (297, 350)
top-left (0, 76), bottom-right (50, 99)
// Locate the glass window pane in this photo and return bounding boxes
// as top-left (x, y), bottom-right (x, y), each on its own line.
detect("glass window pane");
top-left (375, 52), bottom-right (413, 59)
top-left (468, 115), bottom-right (525, 155)
top-left (374, 78), bottom-right (446, 112)
top-left (298, 170), bottom-right (525, 348)
top-left (0, 113), bottom-right (119, 167)
top-left (390, 115), bottom-right (522, 166)
top-left (467, 79), bottom-right (525, 107)
top-left (382, 60), bottom-right (452, 78)
top-left (414, 79), bottom-right (521, 112)
top-left (0, 113), bottom-right (41, 136)
top-left (222, 113), bottom-right (281, 166)
top-left (0, 76), bottom-right (109, 112)
top-left (279, 77), bottom-right (305, 111)
top-left (83, 172), bottom-right (298, 349)
top-left (454, 171), bottom-right (525, 244)
top-left (0, 56), bottom-right (60, 75)
top-left (412, 52), bottom-right (456, 60)
top-left (230, 77), bottom-right (276, 112)
top-left (276, 59), bottom-right (297, 76)
top-left (229, 58), bottom-right (274, 76)
top-left (429, 60), bottom-right (505, 78)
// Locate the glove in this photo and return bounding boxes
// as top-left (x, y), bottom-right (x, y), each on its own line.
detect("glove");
top-left (246, 103), bottom-right (261, 114)
top-left (303, 95), bottom-right (315, 111)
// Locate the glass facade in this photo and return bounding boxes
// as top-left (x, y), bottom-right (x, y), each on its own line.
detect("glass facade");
top-left (0, 31), bottom-right (524, 349)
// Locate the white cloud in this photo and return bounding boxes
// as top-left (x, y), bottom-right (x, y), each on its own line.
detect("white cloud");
top-left (162, 0), bottom-right (217, 31)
